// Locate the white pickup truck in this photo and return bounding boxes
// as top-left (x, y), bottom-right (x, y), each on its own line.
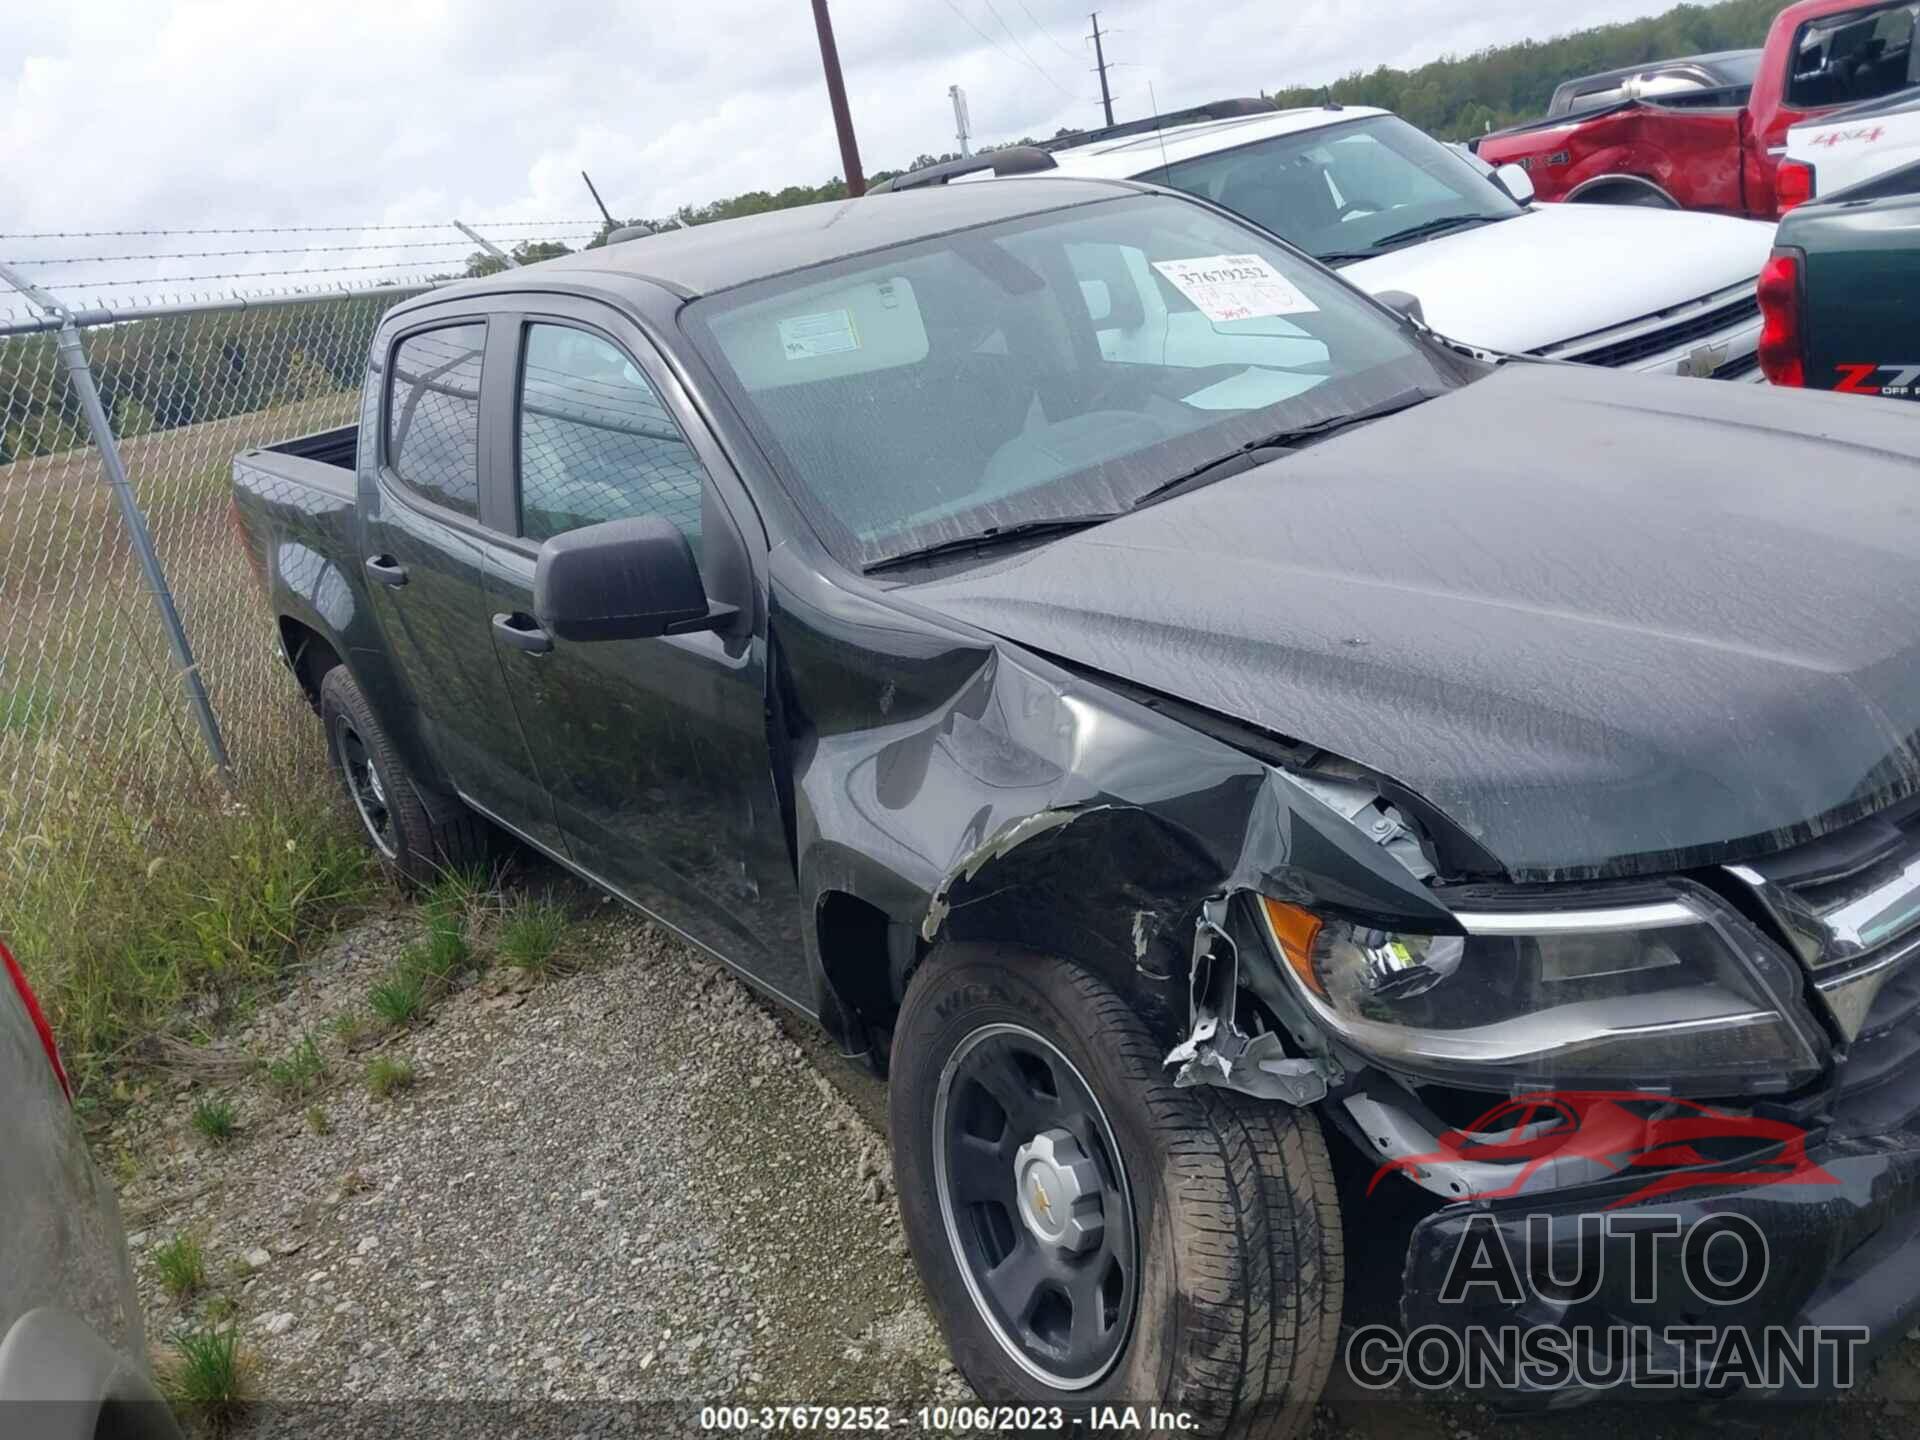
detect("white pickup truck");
top-left (884, 99), bottom-right (1778, 380)
top-left (1785, 83), bottom-right (1920, 198)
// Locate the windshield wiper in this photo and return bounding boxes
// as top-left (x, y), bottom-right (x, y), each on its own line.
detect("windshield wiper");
top-left (1127, 391), bottom-right (1435, 512)
top-left (1368, 214), bottom-right (1500, 250)
top-left (862, 513), bottom-right (1121, 574)
top-left (1314, 250), bottom-right (1381, 266)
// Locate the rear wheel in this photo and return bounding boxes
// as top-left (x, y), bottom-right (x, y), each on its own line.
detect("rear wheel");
top-left (319, 665), bottom-right (492, 884)
top-left (890, 946), bottom-right (1343, 1438)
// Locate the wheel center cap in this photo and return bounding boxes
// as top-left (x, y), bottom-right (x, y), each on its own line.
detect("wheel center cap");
top-left (1012, 1128), bottom-right (1103, 1252)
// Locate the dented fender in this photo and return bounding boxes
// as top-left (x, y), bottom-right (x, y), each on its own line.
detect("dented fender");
top-left (768, 549), bottom-right (1460, 1064)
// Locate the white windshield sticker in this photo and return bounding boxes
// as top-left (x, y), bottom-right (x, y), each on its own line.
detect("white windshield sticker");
top-left (779, 309), bottom-right (860, 360)
top-left (1151, 254), bottom-right (1319, 324)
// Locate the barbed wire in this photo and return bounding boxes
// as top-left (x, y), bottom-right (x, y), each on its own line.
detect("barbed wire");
top-left (5, 232), bottom-right (602, 265)
top-left (0, 220), bottom-right (605, 239)
top-left (37, 259), bottom-right (568, 288)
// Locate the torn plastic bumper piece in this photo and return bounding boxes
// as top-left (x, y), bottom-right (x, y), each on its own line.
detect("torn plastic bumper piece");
top-left (1163, 896), bottom-right (1329, 1105)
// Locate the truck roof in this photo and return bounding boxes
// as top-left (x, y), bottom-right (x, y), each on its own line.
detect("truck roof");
top-left (421, 179), bottom-right (1138, 303)
top-left (1028, 106), bottom-right (1389, 180)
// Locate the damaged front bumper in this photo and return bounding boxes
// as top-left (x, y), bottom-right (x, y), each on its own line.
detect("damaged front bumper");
top-left (1398, 1128), bottom-right (1920, 1403)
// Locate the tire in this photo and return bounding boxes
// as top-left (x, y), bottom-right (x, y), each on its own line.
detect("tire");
top-left (1571, 182), bottom-right (1676, 209)
top-left (890, 945), bottom-right (1343, 1439)
top-left (318, 665), bottom-right (492, 885)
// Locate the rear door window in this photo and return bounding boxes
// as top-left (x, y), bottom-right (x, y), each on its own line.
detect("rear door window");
top-left (385, 324), bottom-right (486, 518)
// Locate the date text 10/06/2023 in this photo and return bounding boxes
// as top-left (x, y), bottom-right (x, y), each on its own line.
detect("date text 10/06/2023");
top-left (699, 1405), bottom-right (1200, 1432)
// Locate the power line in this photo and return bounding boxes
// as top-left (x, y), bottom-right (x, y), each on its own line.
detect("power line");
top-left (981, 0), bottom-right (1075, 93)
top-left (939, 0), bottom-right (1075, 98)
top-left (1014, 0), bottom-right (1084, 61)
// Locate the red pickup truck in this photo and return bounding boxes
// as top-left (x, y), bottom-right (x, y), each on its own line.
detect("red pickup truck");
top-left (1475, 0), bottom-right (1920, 218)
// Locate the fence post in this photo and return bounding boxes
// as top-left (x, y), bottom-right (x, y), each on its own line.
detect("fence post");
top-left (0, 260), bottom-right (234, 778)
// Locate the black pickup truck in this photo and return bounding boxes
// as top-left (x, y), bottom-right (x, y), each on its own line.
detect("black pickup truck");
top-left (232, 178), bottom-right (1920, 1428)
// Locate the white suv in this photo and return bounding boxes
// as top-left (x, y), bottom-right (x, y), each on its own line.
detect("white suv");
top-left (885, 100), bottom-right (1776, 380)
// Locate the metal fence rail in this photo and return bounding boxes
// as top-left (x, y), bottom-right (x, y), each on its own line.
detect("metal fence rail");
top-left (0, 221), bottom-right (593, 897)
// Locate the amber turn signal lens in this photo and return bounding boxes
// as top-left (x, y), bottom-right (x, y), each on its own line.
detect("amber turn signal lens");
top-left (1259, 898), bottom-right (1325, 996)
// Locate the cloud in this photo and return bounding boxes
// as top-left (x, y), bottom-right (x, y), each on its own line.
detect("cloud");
top-left (0, 0), bottom-right (1683, 290)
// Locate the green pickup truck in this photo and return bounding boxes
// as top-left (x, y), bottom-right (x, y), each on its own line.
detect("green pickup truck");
top-left (1761, 157), bottom-right (1920, 397)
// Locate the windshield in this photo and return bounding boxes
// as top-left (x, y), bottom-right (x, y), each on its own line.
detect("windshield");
top-left (1152, 114), bottom-right (1520, 264)
top-left (684, 193), bottom-right (1463, 570)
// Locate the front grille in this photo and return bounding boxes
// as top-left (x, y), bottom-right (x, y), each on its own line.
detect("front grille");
top-left (1747, 797), bottom-right (1920, 1133)
top-left (1832, 960), bottom-right (1920, 1133)
top-left (1550, 294), bottom-right (1762, 369)
top-left (1711, 351), bottom-right (1761, 380)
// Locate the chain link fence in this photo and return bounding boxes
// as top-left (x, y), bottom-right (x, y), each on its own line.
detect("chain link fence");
top-left (0, 221), bottom-right (599, 904)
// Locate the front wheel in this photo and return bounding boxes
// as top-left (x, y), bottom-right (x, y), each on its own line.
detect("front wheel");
top-left (890, 946), bottom-right (1343, 1438)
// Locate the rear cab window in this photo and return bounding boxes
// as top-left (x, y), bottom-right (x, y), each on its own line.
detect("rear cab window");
top-left (1788, 2), bottom-right (1919, 108)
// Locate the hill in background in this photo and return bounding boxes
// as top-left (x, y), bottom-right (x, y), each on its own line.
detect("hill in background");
top-left (1267, 0), bottom-right (1784, 139)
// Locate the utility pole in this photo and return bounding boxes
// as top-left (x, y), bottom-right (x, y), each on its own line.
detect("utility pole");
top-left (810, 0), bottom-right (867, 197)
top-left (1089, 12), bottom-right (1115, 127)
top-left (949, 84), bottom-right (973, 157)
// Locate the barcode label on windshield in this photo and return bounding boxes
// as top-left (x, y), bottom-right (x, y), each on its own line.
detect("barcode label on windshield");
top-left (1151, 254), bottom-right (1319, 324)
top-left (779, 309), bottom-right (861, 359)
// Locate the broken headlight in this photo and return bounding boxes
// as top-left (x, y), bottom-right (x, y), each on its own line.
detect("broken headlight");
top-left (1259, 892), bottom-right (1824, 1095)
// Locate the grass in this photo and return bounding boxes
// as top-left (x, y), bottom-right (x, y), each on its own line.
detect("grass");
top-left (304, 1104), bottom-right (331, 1135)
top-left (497, 896), bottom-right (572, 975)
top-left (365, 1054), bottom-right (415, 1099)
top-left (366, 970), bottom-right (425, 1027)
top-left (363, 871), bottom-right (484, 1027)
top-left (152, 1233), bottom-right (207, 1298)
top-left (202, 1294), bottom-right (238, 1324)
top-left (190, 1097), bottom-right (238, 1144)
top-left (3, 729), bottom-right (377, 1102)
top-left (161, 1326), bottom-right (256, 1429)
top-left (264, 1030), bottom-right (327, 1098)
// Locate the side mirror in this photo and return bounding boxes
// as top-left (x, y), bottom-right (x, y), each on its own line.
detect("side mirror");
top-left (1493, 162), bottom-right (1536, 206)
top-left (1375, 289), bottom-right (1427, 327)
top-left (533, 516), bottom-right (737, 642)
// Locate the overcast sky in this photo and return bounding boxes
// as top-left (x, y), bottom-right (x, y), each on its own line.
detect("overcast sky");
top-left (2, 0), bottom-right (1684, 294)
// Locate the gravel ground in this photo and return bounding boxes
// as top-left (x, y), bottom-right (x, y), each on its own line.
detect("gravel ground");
top-left (113, 889), bottom-right (968, 1436)
top-left (109, 882), bottom-right (1920, 1439)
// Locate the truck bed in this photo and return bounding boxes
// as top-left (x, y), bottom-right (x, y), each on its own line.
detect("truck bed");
top-left (230, 423), bottom-right (362, 615)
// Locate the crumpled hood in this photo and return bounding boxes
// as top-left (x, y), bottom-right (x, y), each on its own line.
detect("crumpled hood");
top-left (903, 364), bottom-right (1920, 881)
top-left (1344, 203), bottom-right (1775, 355)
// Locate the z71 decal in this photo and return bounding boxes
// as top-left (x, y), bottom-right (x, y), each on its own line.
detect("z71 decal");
top-left (1835, 363), bottom-right (1920, 398)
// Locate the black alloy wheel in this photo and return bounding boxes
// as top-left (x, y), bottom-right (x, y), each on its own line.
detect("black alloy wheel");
top-left (933, 1023), bottom-right (1136, 1388)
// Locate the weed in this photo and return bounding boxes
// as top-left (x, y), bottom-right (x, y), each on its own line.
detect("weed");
top-left (366, 970), bottom-right (425, 1027)
top-left (190, 1096), bottom-right (238, 1144)
top-left (152, 1233), bottom-right (207, 1298)
top-left (337, 1166), bottom-right (373, 1196)
top-left (264, 1031), bottom-right (326, 1098)
top-left (331, 1009), bottom-right (373, 1049)
top-left (497, 897), bottom-right (572, 975)
top-left (202, 1294), bottom-right (238, 1324)
top-left (365, 1054), bottom-right (415, 1099)
top-left (304, 1104), bottom-right (331, 1135)
top-left (161, 1326), bottom-right (255, 1428)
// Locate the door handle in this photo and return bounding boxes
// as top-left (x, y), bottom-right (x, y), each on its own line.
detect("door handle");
top-left (365, 554), bottom-right (409, 587)
top-left (491, 612), bottom-right (553, 655)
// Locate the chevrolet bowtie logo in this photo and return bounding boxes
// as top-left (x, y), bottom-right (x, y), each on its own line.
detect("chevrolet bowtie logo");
top-left (1685, 342), bottom-right (1729, 379)
top-left (1031, 1178), bottom-right (1054, 1223)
